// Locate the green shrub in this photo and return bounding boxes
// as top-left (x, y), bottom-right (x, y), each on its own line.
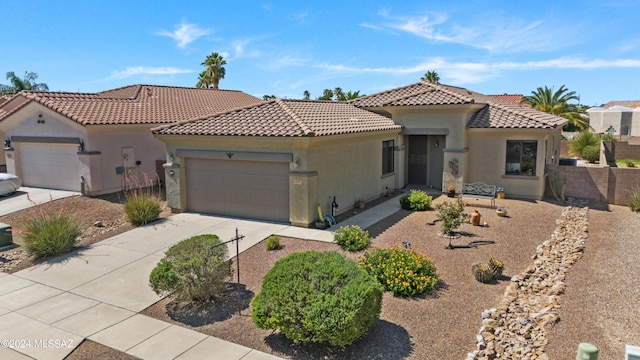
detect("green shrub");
top-left (399, 194), bottom-right (411, 210)
top-left (265, 235), bottom-right (280, 251)
top-left (435, 200), bottom-right (464, 235)
top-left (252, 251), bottom-right (383, 347)
top-left (582, 145), bottom-right (600, 163)
top-left (359, 246), bottom-right (439, 297)
top-left (628, 186), bottom-right (640, 213)
top-left (399, 190), bottom-right (432, 211)
top-left (124, 175), bottom-right (163, 226)
top-left (600, 133), bottom-right (617, 142)
top-left (334, 225), bottom-right (370, 251)
top-left (149, 234), bottom-right (232, 301)
top-left (569, 131), bottom-right (599, 158)
top-left (23, 202), bottom-right (81, 259)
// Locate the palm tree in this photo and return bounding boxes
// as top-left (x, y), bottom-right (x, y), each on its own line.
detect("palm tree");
top-left (0, 71), bottom-right (49, 95)
top-left (197, 52), bottom-right (226, 89)
top-left (303, 90), bottom-right (310, 100)
top-left (317, 89), bottom-right (334, 101)
top-left (344, 90), bottom-right (363, 100)
top-left (421, 70), bottom-right (440, 84)
top-left (521, 85), bottom-right (588, 131)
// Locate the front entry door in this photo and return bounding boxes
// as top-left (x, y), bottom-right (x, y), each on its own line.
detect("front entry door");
top-left (408, 136), bottom-right (428, 184)
top-left (407, 135), bottom-right (445, 189)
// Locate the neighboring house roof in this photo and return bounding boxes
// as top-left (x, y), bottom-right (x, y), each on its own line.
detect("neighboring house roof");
top-left (152, 99), bottom-right (401, 137)
top-left (601, 100), bottom-right (640, 109)
top-left (352, 82), bottom-right (567, 129)
top-left (0, 85), bottom-right (263, 126)
top-left (488, 94), bottom-right (524, 105)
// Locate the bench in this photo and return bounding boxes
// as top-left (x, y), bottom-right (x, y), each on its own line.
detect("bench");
top-left (460, 182), bottom-right (497, 208)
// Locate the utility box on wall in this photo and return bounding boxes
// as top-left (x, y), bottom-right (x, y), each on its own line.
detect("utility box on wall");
top-left (122, 147), bottom-right (136, 168)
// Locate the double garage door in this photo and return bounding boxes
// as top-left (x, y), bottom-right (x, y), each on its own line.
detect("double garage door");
top-left (185, 158), bottom-right (289, 222)
top-left (19, 143), bottom-right (81, 191)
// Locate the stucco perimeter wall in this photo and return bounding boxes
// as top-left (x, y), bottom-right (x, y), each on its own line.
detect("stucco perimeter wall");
top-left (84, 126), bottom-right (166, 195)
top-left (546, 164), bottom-right (640, 205)
top-left (467, 128), bottom-right (561, 200)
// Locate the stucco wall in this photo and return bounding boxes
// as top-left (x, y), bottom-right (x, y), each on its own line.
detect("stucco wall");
top-left (156, 129), bottom-right (401, 226)
top-left (0, 103), bottom-right (167, 195)
top-left (467, 128), bottom-right (560, 200)
top-left (83, 126), bottom-right (166, 195)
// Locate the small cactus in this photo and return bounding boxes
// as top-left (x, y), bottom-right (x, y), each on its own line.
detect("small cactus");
top-left (472, 262), bottom-right (493, 283)
top-left (489, 258), bottom-right (504, 278)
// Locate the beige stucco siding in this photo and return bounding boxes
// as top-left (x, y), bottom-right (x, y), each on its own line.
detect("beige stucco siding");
top-left (467, 128), bottom-right (561, 200)
top-left (83, 126), bottom-right (166, 195)
top-left (155, 129), bottom-right (401, 226)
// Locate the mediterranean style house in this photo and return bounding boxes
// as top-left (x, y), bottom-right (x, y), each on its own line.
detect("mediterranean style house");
top-left (0, 85), bottom-right (262, 195)
top-left (153, 82), bottom-right (567, 227)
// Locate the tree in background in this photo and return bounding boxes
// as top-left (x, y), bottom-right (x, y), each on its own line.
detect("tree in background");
top-left (303, 90), bottom-right (310, 100)
top-left (421, 70), bottom-right (440, 84)
top-left (0, 71), bottom-right (49, 95)
top-left (196, 52), bottom-right (226, 89)
top-left (313, 88), bottom-right (364, 101)
top-left (521, 85), bottom-right (588, 131)
top-left (263, 95), bottom-right (277, 100)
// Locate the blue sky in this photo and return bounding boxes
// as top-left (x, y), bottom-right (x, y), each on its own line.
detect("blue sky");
top-left (2, 1), bottom-right (639, 106)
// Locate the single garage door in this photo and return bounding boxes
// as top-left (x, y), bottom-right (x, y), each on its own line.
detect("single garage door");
top-left (186, 158), bottom-right (289, 222)
top-left (19, 143), bottom-right (81, 191)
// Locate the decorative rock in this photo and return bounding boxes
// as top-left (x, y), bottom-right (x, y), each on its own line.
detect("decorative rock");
top-left (93, 220), bottom-right (104, 227)
top-left (467, 204), bottom-right (589, 360)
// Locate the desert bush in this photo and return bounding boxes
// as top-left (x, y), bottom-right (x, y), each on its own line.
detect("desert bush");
top-left (582, 145), bottom-right (600, 163)
top-left (334, 225), bottom-right (370, 251)
top-left (252, 251), bottom-right (383, 347)
top-left (149, 234), bottom-right (232, 301)
top-left (359, 246), bottom-right (439, 297)
top-left (265, 235), bottom-right (280, 251)
top-left (569, 131), bottom-right (599, 158)
top-left (399, 190), bottom-right (432, 211)
top-left (600, 133), bottom-right (617, 142)
top-left (628, 186), bottom-right (640, 213)
top-left (23, 199), bottom-right (81, 259)
top-left (124, 175), bottom-right (163, 226)
top-left (435, 200), bottom-right (463, 235)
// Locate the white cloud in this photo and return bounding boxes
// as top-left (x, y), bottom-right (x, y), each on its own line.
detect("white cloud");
top-left (157, 23), bottom-right (211, 48)
top-left (231, 38), bottom-right (262, 59)
top-left (370, 11), bottom-right (575, 53)
top-left (108, 66), bottom-right (195, 79)
top-left (311, 56), bottom-right (640, 84)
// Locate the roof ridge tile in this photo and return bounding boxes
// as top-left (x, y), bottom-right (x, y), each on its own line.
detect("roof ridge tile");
top-left (276, 99), bottom-right (315, 136)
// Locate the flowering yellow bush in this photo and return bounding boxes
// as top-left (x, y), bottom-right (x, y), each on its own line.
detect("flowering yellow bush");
top-left (359, 246), bottom-right (439, 297)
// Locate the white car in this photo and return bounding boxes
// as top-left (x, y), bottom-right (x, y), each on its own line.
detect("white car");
top-left (0, 173), bottom-right (21, 196)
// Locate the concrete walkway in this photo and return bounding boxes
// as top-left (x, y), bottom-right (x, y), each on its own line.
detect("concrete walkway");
top-left (0, 196), bottom-right (402, 360)
top-left (0, 187), bottom-right (80, 217)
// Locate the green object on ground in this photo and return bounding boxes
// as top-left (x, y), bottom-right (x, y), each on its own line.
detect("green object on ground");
top-left (576, 342), bottom-right (598, 360)
top-left (0, 223), bottom-right (12, 247)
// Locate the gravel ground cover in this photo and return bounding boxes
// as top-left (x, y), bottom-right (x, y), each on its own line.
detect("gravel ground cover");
top-left (143, 196), bottom-right (635, 359)
top-left (3, 192), bottom-right (637, 359)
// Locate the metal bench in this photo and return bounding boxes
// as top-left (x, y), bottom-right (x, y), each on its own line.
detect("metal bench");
top-left (460, 182), bottom-right (497, 208)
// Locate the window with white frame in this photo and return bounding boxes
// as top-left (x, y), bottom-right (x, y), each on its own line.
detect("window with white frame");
top-left (505, 140), bottom-right (537, 176)
top-left (382, 140), bottom-right (394, 175)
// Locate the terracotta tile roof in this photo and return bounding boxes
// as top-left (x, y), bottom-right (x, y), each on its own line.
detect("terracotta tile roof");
top-left (488, 94), bottom-right (525, 105)
top-left (467, 102), bottom-right (567, 129)
top-left (152, 99), bottom-right (401, 137)
top-left (0, 85), bottom-right (263, 126)
top-left (601, 100), bottom-right (640, 109)
top-left (351, 82), bottom-right (474, 107)
top-left (353, 81), bottom-right (566, 129)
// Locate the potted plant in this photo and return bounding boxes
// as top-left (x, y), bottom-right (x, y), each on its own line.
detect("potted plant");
top-left (447, 184), bottom-right (456, 198)
top-left (496, 206), bottom-right (508, 217)
top-left (355, 199), bottom-right (365, 209)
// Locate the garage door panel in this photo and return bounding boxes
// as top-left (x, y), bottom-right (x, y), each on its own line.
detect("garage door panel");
top-left (19, 143), bottom-right (81, 191)
top-left (186, 158), bottom-right (289, 222)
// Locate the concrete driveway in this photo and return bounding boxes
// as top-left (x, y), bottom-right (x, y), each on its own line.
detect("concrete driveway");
top-left (0, 187), bottom-right (80, 217)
